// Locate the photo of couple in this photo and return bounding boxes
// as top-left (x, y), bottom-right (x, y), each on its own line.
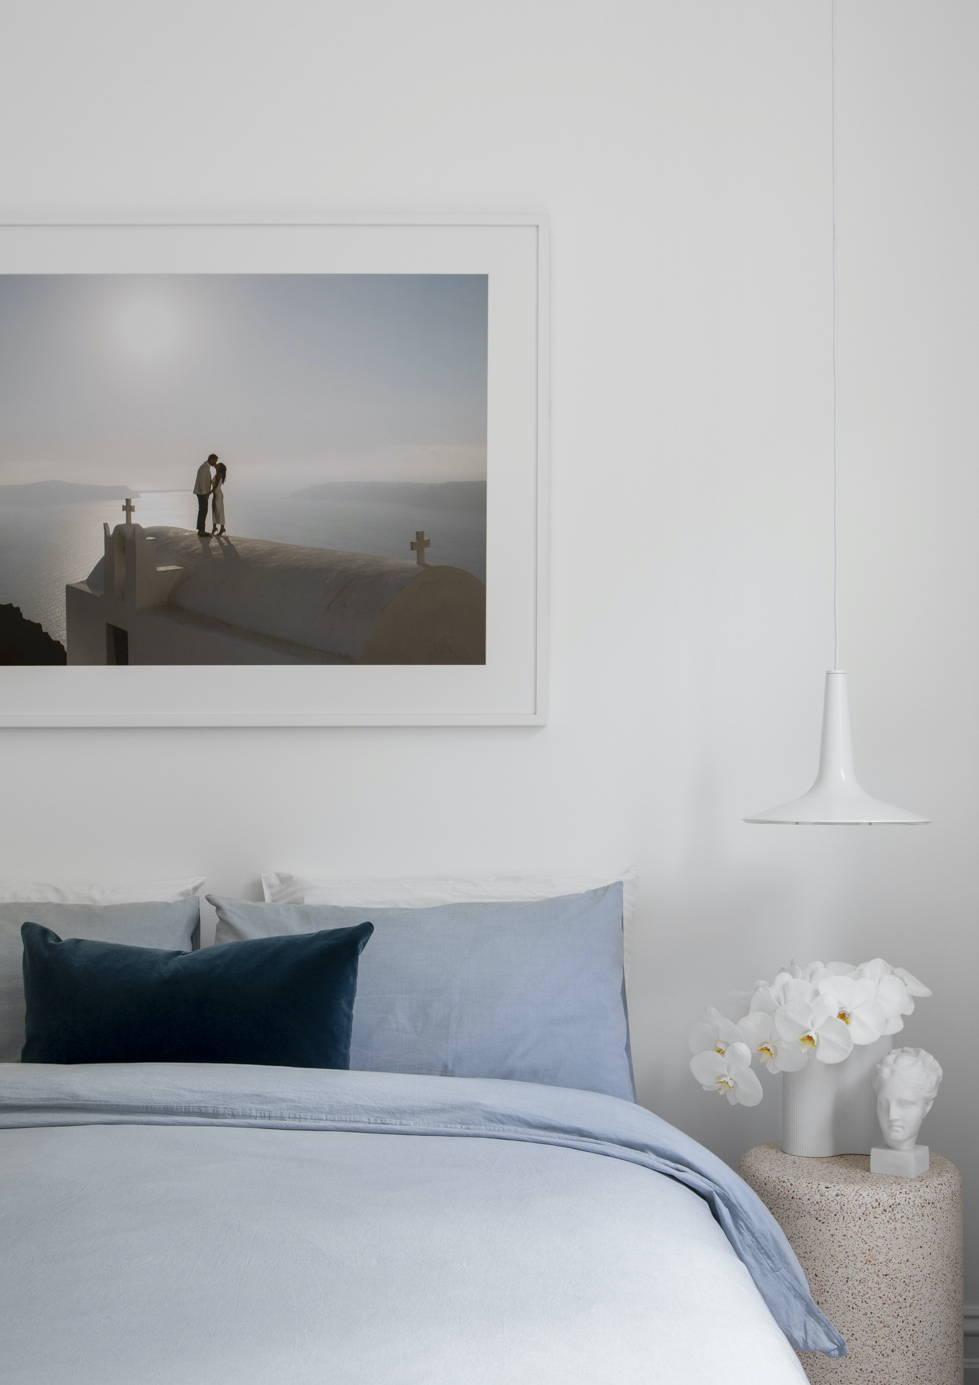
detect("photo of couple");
top-left (193, 454), bottom-right (228, 538)
top-left (0, 271), bottom-right (488, 668)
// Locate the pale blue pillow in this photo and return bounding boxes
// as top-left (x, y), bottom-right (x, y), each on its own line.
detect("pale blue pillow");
top-left (210, 884), bottom-right (634, 1101)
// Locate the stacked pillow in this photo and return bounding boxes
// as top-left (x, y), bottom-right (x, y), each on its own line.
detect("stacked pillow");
top-left (0, 896), bottom-right (202, 1063)
top-left (3, 873), bottom-right (634, 1101)
top-left (21, 921), bottom-right (372, 1068)
top-left (211, 880), bottom-right (634, 1100)
top-left (0, 877), bottom-right (205, 906)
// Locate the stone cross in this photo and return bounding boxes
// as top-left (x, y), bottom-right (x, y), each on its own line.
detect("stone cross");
top-left (410, 530), bottom-right (431, 566)
top-left (122, 496), bottom-right (136, 526)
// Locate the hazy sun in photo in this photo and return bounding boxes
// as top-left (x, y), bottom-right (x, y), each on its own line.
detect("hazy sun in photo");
top-left (110, 289), bottom-right (182, 361)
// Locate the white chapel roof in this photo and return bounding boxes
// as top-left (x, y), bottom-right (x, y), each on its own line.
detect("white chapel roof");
top-left (88, 526), bottom-right (484, 663)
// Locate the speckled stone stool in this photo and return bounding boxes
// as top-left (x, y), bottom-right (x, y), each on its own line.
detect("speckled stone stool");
top-left (738, 1144), bottom-right (962, 1384)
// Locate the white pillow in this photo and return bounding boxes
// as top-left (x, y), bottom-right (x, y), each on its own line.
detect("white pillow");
top-left (262, 869), bottom-right (636, 933)
top-left (0, 877), bottom-right (205, 905)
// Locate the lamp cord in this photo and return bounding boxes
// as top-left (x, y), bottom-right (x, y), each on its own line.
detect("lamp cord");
top-left (831, 0), bottom-right (840, 671)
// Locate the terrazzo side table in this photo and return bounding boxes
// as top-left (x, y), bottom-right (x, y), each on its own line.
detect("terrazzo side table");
top-left (738, 1144), bottom-right (962, 1385)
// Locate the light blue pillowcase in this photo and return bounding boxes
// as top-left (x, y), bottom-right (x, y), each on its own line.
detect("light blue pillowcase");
top-left (210, 884), bottom-right (634, 1101)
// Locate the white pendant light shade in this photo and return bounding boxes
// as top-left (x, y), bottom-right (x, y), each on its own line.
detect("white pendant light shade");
top-left (746, 2), bottom-right (928, 828)
top-left (745, 672), bottom-right (928, 824)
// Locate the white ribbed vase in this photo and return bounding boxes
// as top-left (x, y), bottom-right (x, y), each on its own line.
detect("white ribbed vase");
top-left (781, 1036), bottom-right (892, 1157)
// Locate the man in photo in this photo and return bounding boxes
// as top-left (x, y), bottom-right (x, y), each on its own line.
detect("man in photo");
top-left (193, 454), bottom-right (218, 536)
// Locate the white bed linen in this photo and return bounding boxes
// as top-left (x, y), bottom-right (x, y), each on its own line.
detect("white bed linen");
top-left (0, 877), bottom-right (204, 904)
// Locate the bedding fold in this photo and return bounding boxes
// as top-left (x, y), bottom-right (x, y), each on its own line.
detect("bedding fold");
top-left (0, 1061), bottom-right (843, 1357)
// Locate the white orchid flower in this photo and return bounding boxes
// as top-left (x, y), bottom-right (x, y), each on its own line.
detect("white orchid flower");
top-left (774, 979), bottom-right (854, 1064)
top-left (688, 1006), bottom-right (743, 1057)
top-left (893, 966), bottom-right (931, 998)
top-left (854, 957), bottom-right (891, 979)
top-left (854, 958), bottom-right (915, 1034)
top-left (816, 974), bottom-right (886, 1046)
top-left (690, 1041), bottom-right (763, 1106)
top-left (879, 977), bottom-right (915, 1032)
top-left (738, 1010), bottom-right (808, 1074)
top-left (787, 960), bottom-right (829, 984)
top-left (749, 969), bottom-right (796, 1014)
top-left (776, 975), bottom-right (815, 1008)
top-left (690, 956), bottom-right (930, 1109)
top-left (749, 984), bottom-right (778, 1015)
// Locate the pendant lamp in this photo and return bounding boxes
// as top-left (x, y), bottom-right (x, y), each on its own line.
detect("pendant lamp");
top-left (745, 0), bottom-right (928, 827)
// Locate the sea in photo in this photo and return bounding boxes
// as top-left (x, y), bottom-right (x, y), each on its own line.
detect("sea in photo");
top-left (0, 482), bottom-right (486, 651)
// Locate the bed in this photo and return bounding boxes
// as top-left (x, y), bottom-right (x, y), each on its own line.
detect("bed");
top-left (0, 877), bottom-right (842, 1383)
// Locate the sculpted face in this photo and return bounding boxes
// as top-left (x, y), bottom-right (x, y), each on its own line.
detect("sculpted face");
top-left (876, 1077), bottom-right (931, 1151)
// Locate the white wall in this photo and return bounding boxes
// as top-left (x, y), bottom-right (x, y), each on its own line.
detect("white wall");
top-left (2, 0), bottom-right (977, 1309)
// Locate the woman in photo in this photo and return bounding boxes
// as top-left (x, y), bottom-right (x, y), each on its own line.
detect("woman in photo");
top-left (211, 460), bottom-right (228, 536)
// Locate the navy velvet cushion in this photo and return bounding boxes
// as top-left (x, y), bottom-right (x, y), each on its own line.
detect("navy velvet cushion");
top-left (20, 921), bottom-right (373, 1068)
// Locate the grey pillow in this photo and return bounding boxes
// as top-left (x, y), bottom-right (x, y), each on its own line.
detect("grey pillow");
top-left (0, 898), bottom-right (200, 1062)
top-left (210, 884), bottom-right (634, 1101)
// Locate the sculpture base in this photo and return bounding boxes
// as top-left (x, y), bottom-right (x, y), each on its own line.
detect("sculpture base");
top-left (870, 1144), bottom-right (929, 1178)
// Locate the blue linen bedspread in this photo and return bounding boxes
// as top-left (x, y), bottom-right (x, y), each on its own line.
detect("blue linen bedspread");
top-left (0, 1061), bottom-right (843, 1361)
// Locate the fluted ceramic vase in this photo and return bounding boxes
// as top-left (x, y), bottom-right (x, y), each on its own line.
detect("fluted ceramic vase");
top-left (781, 1036), bottom-right (892, 1157)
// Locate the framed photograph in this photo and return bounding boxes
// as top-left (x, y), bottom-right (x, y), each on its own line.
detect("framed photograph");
top-left (0, 215), bottom-right (547, 725)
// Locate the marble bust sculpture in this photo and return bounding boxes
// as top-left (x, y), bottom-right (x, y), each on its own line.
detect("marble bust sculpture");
top-left (869, 1047), bottom-right (942, 1177)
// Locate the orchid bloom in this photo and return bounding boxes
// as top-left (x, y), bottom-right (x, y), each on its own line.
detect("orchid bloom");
top-left (738, 1009), bottom-right (808, 1074)
top-left (786, 960), bottom-right (829, 984)
top-left (815, 974), bottom-right (887, 1046)
top-left (821, 960), bottom-right (857, 978)
top-left (774, 979), bottom-right (854, 1064)
top-left (688, 1006), bottom-right (742, 1057)
top-left (690, 1041), bottom-right (763, 1106)
top-left (748, 970), bottom-right (795, 1015)
top-left (689, 956), bottom-right (930, 1109)
top-left (893, 965), bottom-right (931, 999)
top-left (854, 958), bottom-right (917, 1034)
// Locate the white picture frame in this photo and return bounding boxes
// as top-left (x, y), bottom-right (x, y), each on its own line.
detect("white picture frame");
top-left (0, 214), bottom-right (548, 726)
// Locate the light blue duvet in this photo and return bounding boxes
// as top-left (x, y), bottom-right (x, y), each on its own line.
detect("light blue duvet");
top-left (0, 1063), bottom-right (842, 1383)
